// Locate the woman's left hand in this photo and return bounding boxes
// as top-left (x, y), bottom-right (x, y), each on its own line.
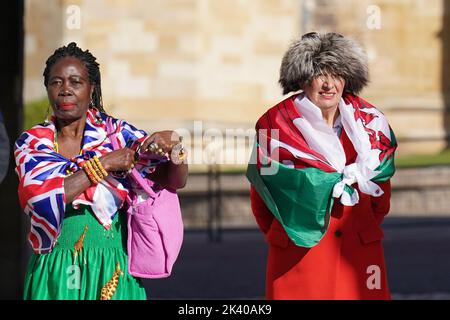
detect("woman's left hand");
top-left (141, 130), bottom-right (188, 190)
top-left (141, 130), bottom-right (181, 156)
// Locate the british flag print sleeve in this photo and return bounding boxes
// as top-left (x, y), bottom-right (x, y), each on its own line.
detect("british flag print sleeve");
top-left (14, 109), bottom-right (151, 254)
top-left (14, 124), bottom-right (69, 253)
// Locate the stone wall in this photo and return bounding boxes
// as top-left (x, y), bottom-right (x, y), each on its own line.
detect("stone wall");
top-left (24, 0), bottom-right (299, 128)
top-left (23, 0), bottom-right (450, 156)
top-left (301, 0), bottom-right (448, 154)
top-left (178, 166), bottom-right (450, 229)
top-left (24, 0), bottom-right (64, 102)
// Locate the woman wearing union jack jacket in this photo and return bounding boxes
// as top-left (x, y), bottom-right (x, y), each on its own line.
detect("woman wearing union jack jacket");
top-left (247, 32), bottom-right (397, 299)
top-left (15, 42), bottom-right (188, 300)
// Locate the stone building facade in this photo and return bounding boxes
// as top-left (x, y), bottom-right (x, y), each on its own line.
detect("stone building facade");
top-left (24, 0), bottom-right (450, 159)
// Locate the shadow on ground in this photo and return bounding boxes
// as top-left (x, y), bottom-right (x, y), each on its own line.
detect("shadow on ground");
top-left (143, 217), bottom-right (450, 300)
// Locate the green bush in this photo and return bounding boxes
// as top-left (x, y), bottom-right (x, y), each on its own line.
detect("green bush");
top-left (395, 149), bottom-right (450, 168)
top-left (21, 98), bottom-right (450, 169)
top-left (23, 97), bottom-right (48, 131)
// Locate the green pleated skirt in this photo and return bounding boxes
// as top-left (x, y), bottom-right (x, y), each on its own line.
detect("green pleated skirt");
top-left (23, 204), bottom-right (147, 300)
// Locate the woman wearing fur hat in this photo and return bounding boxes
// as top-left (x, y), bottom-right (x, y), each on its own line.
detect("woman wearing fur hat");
top-left (246, 32), bottom-right (397, 299)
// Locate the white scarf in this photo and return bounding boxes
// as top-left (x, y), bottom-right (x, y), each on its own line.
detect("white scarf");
top-left (293, 93), bottom-right (384, 206)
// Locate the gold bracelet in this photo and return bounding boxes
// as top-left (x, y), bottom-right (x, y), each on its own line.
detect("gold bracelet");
top-left (84, 161), bottom-right (101, 184)
top-left (84, 160), bottom-right (102, 184)
top-left (83, 163), bottom-right (98, 184)
top-left (89, 158), bottom-right (105, 180)
top-left (88, 159), bottom-right (104, 182)
top-left (92, 156), bottom-right (108, 178)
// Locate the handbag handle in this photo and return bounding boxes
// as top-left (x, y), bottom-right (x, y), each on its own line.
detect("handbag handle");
top-left (105, 117), bottom-right (158, 198)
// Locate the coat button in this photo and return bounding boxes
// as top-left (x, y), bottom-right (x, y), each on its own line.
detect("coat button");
top-left (334, 230), bottom-right (343, 237)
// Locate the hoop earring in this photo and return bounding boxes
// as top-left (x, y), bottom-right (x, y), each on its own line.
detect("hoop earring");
top-left (44, 106), bottom-right (51, 126)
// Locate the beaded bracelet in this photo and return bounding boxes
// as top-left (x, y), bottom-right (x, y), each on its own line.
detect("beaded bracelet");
top-left (83, 164), bottom-right (98, 184)
top-left (84, 161), bottom-right (100, 184)
top-left (88, 160), bottom-right (104, 182)
top-left (89, 158), bottom-right (105, 181)
top-left (92, 156), bottom-right (108, 178)
top-left (83, 160), bottom-right (102, 184)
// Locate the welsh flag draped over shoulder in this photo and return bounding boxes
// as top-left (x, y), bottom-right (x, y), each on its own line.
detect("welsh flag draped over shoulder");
top-left (246, 93), bottom-right (397, 248)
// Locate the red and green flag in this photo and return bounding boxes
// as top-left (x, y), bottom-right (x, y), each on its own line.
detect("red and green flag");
top-left (247, 93), bottom-right (397, 248)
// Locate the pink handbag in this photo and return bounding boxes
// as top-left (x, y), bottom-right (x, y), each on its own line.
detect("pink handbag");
top-left (106, 118), bottom-right (184, 278)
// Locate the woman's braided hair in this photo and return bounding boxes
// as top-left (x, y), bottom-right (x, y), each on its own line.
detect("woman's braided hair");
top-left (43, 42), bottom-right (104, 112)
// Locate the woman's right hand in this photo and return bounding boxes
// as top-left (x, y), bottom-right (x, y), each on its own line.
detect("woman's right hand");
top-left (99, 148), bottom-right (136, 172)
top-left (63, 148), bottom-right (136, 204)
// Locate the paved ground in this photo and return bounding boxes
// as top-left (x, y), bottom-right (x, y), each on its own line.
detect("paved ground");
top-left (143, 217), bottom-right (450, 300)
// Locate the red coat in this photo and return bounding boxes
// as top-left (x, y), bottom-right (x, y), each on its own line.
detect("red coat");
top-left (250, 129), bottom-right (392, 300)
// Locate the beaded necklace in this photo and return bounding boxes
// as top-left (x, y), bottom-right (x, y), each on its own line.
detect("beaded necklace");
top-left (54, 130), bottom-right (83, 155)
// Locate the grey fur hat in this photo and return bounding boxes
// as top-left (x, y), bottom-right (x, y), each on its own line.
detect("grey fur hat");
top-left (279, 32), bottom-right (369, 95)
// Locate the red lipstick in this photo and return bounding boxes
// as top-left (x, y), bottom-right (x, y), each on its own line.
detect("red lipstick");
top-left (59, 103), bottom-right (76, 110)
